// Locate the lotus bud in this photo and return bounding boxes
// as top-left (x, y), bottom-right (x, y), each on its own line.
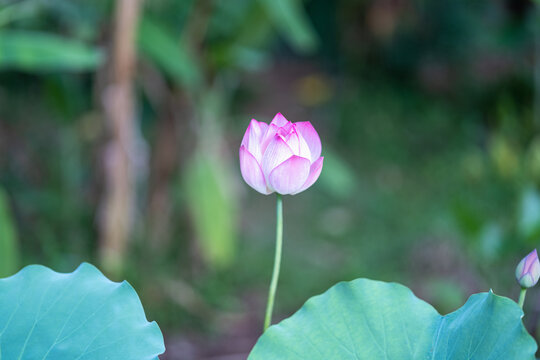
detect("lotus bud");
top-left (515, 249), bottom-right (540, 288)
top-left (239, 113), bottom-right (324, 195)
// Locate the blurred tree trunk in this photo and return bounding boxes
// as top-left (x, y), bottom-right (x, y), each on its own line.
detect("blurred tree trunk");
top-left (99, 0), bottom-right (141, 278)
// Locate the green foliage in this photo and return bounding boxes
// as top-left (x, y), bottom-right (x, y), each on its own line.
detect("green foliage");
top-left (0, 187), bottom-right (19, 278)
top-left (207, 0), bottom-right (317, 69)
top-left (0, 1), bottom-right (39, 27)
top-left (518, 186), bottom-right (540, 242)
top-left (208, 1), bottom-right (273, 71)
top-left (0, 31), bottom-right (103, 72)
top-left (249, 279), bottom-right (536, 359)
top-left (317, 148), bottom-right (357, 200)
top-left (137, 17), bottom-right (202, 90)
top-left (185, 151), bottom-right (238, 269)
top-left (0, 263), bottom-right (164, 359)
top-left (259, 0), bottom-right (318, 53)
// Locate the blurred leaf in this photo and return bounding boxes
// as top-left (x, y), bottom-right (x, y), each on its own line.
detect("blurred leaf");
top-left (527, 137), bottom-right (540, 182)
top-left (208, 1), bottom-right (276, 71)
top-left (460, 149), bottom-right (485, 182)
top-left (41, 0), bottom-right (104, 41)
top-left (0, 263), bottom-right (165, 359)
top-left (476, 222), bottom-right (503, 260)
top-left (518, 186), bottom-right (540, 241)
top-left (138, 17), bottom-right (202, 91)
top-left (185, 150), bottom-right (237, 269)
top-left (0, 30), bottom-right (104, 71)
top-left (219, 45), bottom-right (270, 71)
top-left (207, 0), bottom-right (257, 39)
top-left (0, 187), bottom-right (19, 277)
top-left (318, 149), bottom-right (357, 199)
top-left (488, 135), bottom-right (520, 179)
top-left (0, 1), bottom-right (40, 27)
top-left (452, 200), bottom-right (484, 238)
top-left (259, 0), bottom-right (318, 53)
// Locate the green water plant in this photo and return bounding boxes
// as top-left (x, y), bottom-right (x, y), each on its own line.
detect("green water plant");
top-left (0, 263), bottom-right (164, 359)
top-left (249, 279), bottom-right (536, 359)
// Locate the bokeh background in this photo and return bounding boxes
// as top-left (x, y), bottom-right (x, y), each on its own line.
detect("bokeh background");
top-left (1, 0), bottom-right (540, 358)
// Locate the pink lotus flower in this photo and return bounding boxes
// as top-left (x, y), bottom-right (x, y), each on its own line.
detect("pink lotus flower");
top-left (239, 113), bottom-right (324, 195)
top-left (516, 249), bottom-right (540, 288)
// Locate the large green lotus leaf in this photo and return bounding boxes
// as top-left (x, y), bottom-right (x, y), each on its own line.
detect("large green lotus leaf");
top-left (249, 279), bottom-right (537, 359)
top-left (0, 263), bottom-right (165, 359)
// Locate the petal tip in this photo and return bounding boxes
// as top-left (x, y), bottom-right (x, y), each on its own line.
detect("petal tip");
top-left (271, 112), bottom-right (289, 127)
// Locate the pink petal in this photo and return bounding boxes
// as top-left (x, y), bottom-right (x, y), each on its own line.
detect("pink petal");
top-left (268, 155), bottom-right (311, 195)
top-left (292, 156), bottom-right (324, 195)
top-left (295, 121), bottom-right (321, 162)
top-left (241, 119), bottom-right (269, 163)
top-left (239, 146), bottom-right (271, 195)
top-left (289, 127), bottom-right (311, 159)
top-left (261, 135), bottom-right (294, 178)
top-left (270, 112), bottom-right (289, 127)
top-left (260, 124), bottom-right (279, 154)
top-left (524, 249), bottom-right (539, 272)
top-left (281, 129), bottom-right (298, 153)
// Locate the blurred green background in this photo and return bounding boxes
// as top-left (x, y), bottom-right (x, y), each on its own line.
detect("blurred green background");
top-left (1, 0), bottom-right (540, 358)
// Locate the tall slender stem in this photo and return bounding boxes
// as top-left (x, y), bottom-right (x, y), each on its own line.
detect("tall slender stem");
top-left (264, 194), bottom-right (283, 331)
top-left (518, 288), bottom-right (527, 310)
top-left (534, 3), bottom-right (540, 130)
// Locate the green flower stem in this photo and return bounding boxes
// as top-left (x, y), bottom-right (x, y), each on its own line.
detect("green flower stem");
top-left (264, 194), bottom-right (283, 331)
top-left (518, 288), bottom-right (527, 310)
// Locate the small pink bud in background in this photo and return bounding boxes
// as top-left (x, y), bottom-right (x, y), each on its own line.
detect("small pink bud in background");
top-left (515, 249), bottom-right (540, 288)
top-left (239, 113), bottom-right (324, 195)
